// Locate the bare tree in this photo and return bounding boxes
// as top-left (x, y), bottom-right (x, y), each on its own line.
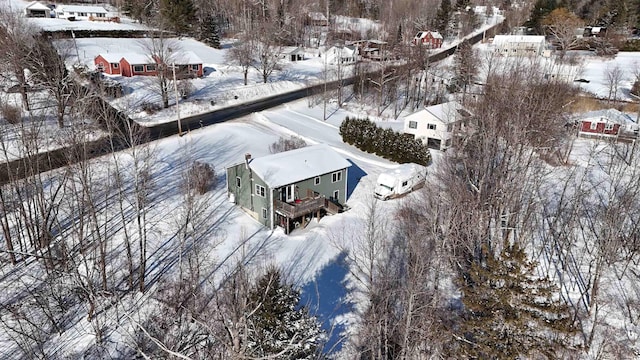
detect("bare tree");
top-left (605, 64), bottom-right (624, 105)
top-left (250, 24), bottom-right (284, 84)
top-left (226, 36), bottom-right (254, 86)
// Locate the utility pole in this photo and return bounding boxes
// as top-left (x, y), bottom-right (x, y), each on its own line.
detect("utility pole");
top-left (172, 63), bottom-right (183, 136)
top-left (323, 0), bottom-right (330, 121)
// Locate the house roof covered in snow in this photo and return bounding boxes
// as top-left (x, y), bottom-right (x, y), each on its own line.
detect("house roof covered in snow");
top-left (122, 53), bottom-right (154, 64)
top-left (493, 35), bottom-right (545, 45)
top-left (415, 31), bottom-right (443, 39)
top-left (308, 12), bottom-right (327, 21)
top-left (248, 144), bottom-right (352, 188)
top-left (57, 5), bottom-right (108, 14)
top-left (577, 109), bottom-right (636, 125)
top-left (97, 53), bottom-right (126, 63)
top-left (405, 101), bottom-right (470, 125)
top-left (281, 46), bottom-right (305, 55)
top-left (25, 1), bottom-right (51, 11)
top-left (171, 50), bottom-right (203, 64)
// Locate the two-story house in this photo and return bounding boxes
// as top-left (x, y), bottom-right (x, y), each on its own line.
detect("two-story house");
top-left (404, 101), bottom-right (471, 150)
top-left (412, 31), bottom-right (443, 49)
top-left (493, 35), bottom-right (547, 56)
top-left (226, 144), bottom-right (351, 234)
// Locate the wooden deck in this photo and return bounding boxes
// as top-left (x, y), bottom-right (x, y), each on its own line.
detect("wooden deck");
top-left (274, 190), bottom-right (343, 234)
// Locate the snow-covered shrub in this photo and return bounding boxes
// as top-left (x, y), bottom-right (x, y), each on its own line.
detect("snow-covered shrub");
top-left (177, 79), bottom-right (194, 100)
top-left (186, 161), bottom-right (216, 195)
top-left (269, 136), bottom-right (307, 153)
top-left (340, 116), bottom-right (432, 165)
top-left (1, 103), bottom-right (22, 124)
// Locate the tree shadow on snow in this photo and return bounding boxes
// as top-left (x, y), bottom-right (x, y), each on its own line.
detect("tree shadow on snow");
top-left (346, 159), bottom-right (366, 200)
top-left (300, 252), bottom-right (351, 355)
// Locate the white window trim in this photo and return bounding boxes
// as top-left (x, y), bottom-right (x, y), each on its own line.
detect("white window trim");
top-left (236, 176), bottom-right (241, 188)
top-left (111, 62), bottom-right (119, 68)
top-left (314, 176), bottom-right (321, 185)
top-left (331, 171), bottom-right (342, 183)
top-left (255, 184), bottom-right (265, 197)
top-left (605, 123), bottom-right (614, 131)
top-left (590, 121), bottom-right (597, 130)
top-left (133, 65), bottom-right (144, 72)
top-left (146, 64), bottom-right (156, 72)
top-left (333, 190), bottom-right (339, 200)
top-left (262, 208), bottom-right (267, 219)
top-left (191, 64), bottom-right (199, 71)
top-left (408, 120), bottom-right (418, 129)
top-left (428, 123), bottom-right (437, 130)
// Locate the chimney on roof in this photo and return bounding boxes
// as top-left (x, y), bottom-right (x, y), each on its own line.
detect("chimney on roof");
top-left (245, 153), bottom-right (251, 169)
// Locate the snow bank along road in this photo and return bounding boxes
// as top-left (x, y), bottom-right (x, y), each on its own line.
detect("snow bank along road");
top-left (0, 23), bottom-right (501, 185)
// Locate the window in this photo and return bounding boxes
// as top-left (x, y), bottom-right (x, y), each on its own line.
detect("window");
top-left (314, 176), bottom-right (321, 185)
top-left (146, 64), bottom-right (156, 72)
top-left (191, 64), bottom-right (199, 71)
top-left (96, 13), bottom-right (105, 17)
top-left (78, 12), bottom-right (87, 16)
top-left (332, 190), bottom-right (339, 200)
top-left (331, 171), bottom-right (342, 183)
top-left (590, 122), bottom-right (597, 130)
top-left (133, 65), bottom-right (144, 72)
top-left (262, 208), bottom-right (267, 219)
top-left (427, 124), bottom-right (437, 130)
top-left (236, 177), bottom-right (241, 188)
top-left (402, 180), bottom-right (408, 187)
top-left (255, 184), bottom-right (265, 197)
top-left (408, 121), bottom-right (417, 129)
top-left (605, 123), bottom-right (614, 131)
top-left (111, 63), bottom-right (119, 69)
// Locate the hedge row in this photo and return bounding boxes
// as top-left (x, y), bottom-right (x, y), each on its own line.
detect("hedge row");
top-left (340, 117), bottom-right (431, 166)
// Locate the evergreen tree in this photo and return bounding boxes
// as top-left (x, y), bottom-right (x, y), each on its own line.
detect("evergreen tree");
top-left (452, 40), bottom-right (477, 97)
top-left (248, 267), bottom-right (324, 359)
top-left (525, 0), bottom-right (558, 34)
top-left (456, 242), bottom-right (575, 359)
top-left (159, 0), bottom-right (196, 35)
top-left (199, 15), bottom-right (221, 49)
top-left (435, 0), bottom-right (452, 37)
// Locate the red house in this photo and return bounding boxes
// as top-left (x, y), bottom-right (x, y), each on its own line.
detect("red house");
top-left (413, 31), bottom-right (443, 49)
top-left (94, 53), bottom-right (125, 75)
top-left (577, 109), bottom-right (638, 140)
top-left (94, 51), bottom-right (204, 78)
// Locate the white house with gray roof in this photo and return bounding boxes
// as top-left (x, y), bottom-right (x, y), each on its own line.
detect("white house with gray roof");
top-left (404, 101), bottom-right (471, 150)
top-left (226, 144), bottom-right (351, 234)
top-left (55, 5), bottom-right (108, 20)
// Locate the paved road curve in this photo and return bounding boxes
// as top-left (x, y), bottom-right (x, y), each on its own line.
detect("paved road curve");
top-left (0, 25), bottom-right (499, 185)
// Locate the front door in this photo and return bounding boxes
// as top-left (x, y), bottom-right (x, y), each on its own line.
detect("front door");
top-left (286, 184), bottom-right (295, 202)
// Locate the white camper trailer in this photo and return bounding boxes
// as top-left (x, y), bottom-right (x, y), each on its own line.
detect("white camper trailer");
top-left (374, 163), bottom-right (426, 200)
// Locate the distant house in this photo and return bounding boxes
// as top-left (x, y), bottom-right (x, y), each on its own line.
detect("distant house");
top-left (326, 45), bottom-right (357, 64)
top-left (576, 109), bottom-right (638, 140)
top-left (226, 144), bottom-right (351, 234)
top-left (308, 12), bottom-right (328, 27)
top-left (493, 35), bottom-right (546, 56)
top-left (280, 47), bottom-right (305, 62)
top-left (404, 101), bottom-right (471, 150)
top-left (55, 5), bottom-right (108, 20)
top-left (584, 26), bottom-right (606, 37)
top-left (94, 51), bottom-right (204, 78)
top-left (25, 1), bottom-right (51, 18)
top-left (413, 31), bottom-right (443, 49)
top-left (358, 40), bottom-right (388, 60)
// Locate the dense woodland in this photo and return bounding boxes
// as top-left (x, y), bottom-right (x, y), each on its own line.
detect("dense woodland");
top-left (2, 0), bottom-right (640, 358)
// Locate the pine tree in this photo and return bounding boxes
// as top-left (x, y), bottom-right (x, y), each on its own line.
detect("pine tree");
top-left (456, 242), bottom-right (575, 359)
top-left (248, 267), bottom-right (325, 359)
top-left (435, 0), bottom-right (452, 37)
top-left (199, 15), bottom-right (221, 49)
top-left (159, 0), bottom-right (196, 35)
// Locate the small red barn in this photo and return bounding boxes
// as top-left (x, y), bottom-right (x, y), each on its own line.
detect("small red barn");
top-left (95, 51), bottom-right (204, 78)
top-left (576, 109), bottom-right (638, 140)
top-left (413, 31), bottom-right (443, 49)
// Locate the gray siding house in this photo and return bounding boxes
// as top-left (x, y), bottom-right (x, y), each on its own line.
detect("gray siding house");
top-left (226, 144), bottom-right (351, 234)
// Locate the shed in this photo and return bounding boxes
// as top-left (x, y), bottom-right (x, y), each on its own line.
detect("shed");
top-left (25, 1), bottom-right (51, 18)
